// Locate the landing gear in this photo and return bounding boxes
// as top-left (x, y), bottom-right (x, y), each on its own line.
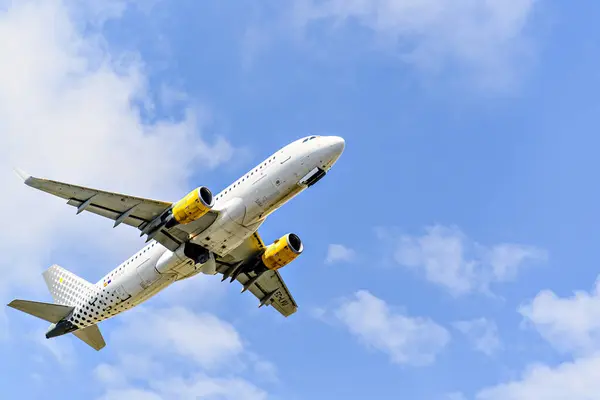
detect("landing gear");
top-left (183, 242), bottom-right (210, 265)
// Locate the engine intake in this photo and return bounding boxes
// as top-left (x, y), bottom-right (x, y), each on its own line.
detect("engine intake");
top-left (261, 233), bottom-right (303, 270)
top-left (170, 186), bottom-right (214, 226)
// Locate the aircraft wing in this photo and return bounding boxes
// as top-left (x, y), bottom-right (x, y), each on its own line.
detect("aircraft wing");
top-left (216, 232), bottom-right (298, 317)
top-left (18, 171), bottom-right (218, 252)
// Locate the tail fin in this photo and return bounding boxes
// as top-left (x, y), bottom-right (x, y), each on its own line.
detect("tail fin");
top-left (7, 264), bottom-right (107, 351)
top-left (43, 264), bottom-right (96, 306)
top-left (7, 300), bottom-right (73, 323)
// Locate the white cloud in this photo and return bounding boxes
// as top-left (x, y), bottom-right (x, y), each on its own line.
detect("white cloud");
top-left (291, 0), bottom-right (541, 89)
top-left (519, 276), bottom-right (600, 356)
top-left (325, 244), bottom-right (356, 264)
top-left (475, 277), bottom-right (600, 399)
top-left (111, 306), bottom-right (243, 370)
top-left (385, 225), bottom-right (546, 296)
top-left (329, 290), bottom-right (450, 366)
top-left (94, 364), bottom-right (128, 387)
top-left (476, 354), bottom-right (600, 400)
top-left (99, 388), bottom-right (163, 400)
top-left (454, 318), bottom-right (501, 356)
top-left (96, 305), bottom-right (271, 400)
top-left (94, 353), bottom-right (162, 387)
top-left (100, 375), bottom-right (268, 400)
top-left (0, 0), bottom-right (235, 329)
top-left (0, 2), bottom-right (270, 399)
top-left (97, 361), bottom-right (269, 400)
top-left (488, 244), bottom-right (545, 282)
top-left (150, 374), bottom-right (268, 400)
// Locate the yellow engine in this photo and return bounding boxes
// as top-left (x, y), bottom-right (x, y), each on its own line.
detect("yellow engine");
top-left (171, 186), bottom-right (214, 225)
top-left (261, 233), bottom-right (304, 270)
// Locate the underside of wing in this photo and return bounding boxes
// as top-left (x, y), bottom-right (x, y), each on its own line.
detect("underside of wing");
top-left (20, 172), bottom-right (218, 251)
top-left (216, 232), bottom-right (298, 317)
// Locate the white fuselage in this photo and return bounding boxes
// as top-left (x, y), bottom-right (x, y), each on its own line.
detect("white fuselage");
top-left (66, 136), bottom-right (344, 329)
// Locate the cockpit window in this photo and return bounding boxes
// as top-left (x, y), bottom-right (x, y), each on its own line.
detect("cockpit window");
top-left (302, 135), bottom-right (318, 143)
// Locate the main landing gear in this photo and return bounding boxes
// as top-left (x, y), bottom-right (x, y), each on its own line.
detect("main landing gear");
top-left (183, 242), bottom-right (210, 265)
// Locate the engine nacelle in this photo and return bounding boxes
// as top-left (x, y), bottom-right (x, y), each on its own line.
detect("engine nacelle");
top-left (261, 233), bottom-right (303, 270)
top-left (169, 186), bottom-right (214, 226)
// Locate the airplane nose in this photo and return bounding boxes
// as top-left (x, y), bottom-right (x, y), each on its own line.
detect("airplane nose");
top-left (322, 136), bottom-right (345, 169)
top-left (330, 136), bottom-right (345, 155)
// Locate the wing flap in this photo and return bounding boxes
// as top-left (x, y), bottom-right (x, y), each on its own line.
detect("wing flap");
top-left (66, 198), bottom-right (147, 229)
top-left (241, 270), bottom-right (297, 317)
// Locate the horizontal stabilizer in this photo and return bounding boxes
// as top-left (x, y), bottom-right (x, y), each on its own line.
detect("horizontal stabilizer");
top-left (13, 168), bottom-right (32, 182)
top-left (73, 324), bottom-right (106, 351)
top-left (7, 300), bottom-right (73, 323)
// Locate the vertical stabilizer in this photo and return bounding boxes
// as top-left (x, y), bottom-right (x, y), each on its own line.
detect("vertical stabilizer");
top-left (43, 264), bottom-right (96, 306)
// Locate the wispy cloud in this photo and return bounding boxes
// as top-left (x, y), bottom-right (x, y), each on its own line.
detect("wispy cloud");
top-left (325, 244), bottom-right (356, 264)
top-left (320, 290), bottom-right (450, 366)
top-left (33, 332), bottom-right (76, 367)
top-left (380, 225), bottom-right (547, 296)
top-left (454, 318), bottom-right (501, 356)
top-left (290, 0), bottom-right (541, 90)
top-left (99, 375), bottom-right (268, 400)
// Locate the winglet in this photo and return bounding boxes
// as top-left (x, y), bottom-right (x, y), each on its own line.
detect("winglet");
top-left (13, 168), bottom-right (33, 184)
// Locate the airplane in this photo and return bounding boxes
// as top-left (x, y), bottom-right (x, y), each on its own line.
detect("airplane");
top-left (7, 135), bottom-right (345, 351)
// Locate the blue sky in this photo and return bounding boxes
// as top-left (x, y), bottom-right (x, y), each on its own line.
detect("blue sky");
top-left (2, 0), bottom-right (600, 399)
